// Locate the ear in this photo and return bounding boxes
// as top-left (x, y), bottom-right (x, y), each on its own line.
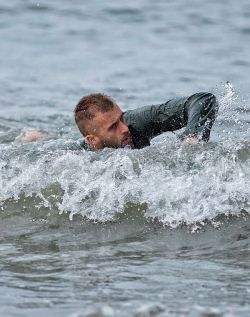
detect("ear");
top-left (85, 134), bottom-right (101, 150)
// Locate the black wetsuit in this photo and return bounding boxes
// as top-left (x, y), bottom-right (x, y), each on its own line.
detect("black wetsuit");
top-left (80, 92), bottom-right (218, 150)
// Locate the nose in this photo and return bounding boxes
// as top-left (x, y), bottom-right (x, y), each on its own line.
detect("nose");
top-left (120, 121), bottom-right (129, 135)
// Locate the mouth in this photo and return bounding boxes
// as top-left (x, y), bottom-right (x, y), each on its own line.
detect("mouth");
top-left (121, 135), bottom-right (133, 148)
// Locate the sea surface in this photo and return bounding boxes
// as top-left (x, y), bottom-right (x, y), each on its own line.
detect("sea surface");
top-left (0, 0), bottom-right (250, 316)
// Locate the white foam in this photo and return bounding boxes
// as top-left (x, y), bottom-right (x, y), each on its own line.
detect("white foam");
top-left (0, 139), bottom-right (249, 228)
top-left (0, 84), bottom-right (249, 227)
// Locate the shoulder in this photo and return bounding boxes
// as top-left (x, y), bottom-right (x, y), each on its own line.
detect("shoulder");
top-left (186, 92), bottom-right (216, 101)
top-left (79, 139), bottom-right (92, 150)
top-left (66, 139), bottom-right (91, 151)
top-left (123, 106), bottom-right (155, 133)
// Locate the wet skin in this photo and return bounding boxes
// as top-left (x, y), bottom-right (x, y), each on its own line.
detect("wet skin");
top-left (85, 105), bottom-right (133, 150)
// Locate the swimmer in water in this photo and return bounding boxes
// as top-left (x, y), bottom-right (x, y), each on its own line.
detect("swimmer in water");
top-left (74, 92), bottom-right (218, 150)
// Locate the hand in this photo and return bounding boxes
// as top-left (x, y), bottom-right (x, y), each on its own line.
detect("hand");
top-left (16, 129), bottom-right (46, 144)
top-left (181, 136), bottom-right (199, 144)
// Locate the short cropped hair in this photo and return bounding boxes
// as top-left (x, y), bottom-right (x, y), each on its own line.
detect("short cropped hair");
top-left (74, 93), bottom-right (115, 136)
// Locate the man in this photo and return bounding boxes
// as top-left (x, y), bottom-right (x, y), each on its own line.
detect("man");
top-left (74, 92), bottom-right (218, 150)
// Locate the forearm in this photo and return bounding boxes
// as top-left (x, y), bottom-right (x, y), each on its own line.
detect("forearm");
top-left (125, 92), bottom-right (218, 142)
top-left (178, 92), bottom-right (218, 142)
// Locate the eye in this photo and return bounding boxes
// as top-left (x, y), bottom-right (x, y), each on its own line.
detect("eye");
top-left (111, 122), bottom-right (118, 129)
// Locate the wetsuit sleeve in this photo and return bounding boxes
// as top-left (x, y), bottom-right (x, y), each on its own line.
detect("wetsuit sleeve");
top-left (127, 92), bottom-right (218, 142)
top-left (177, 92), bottom-right (218, 141)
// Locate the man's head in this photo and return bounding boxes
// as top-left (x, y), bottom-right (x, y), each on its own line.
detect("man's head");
top-left (74, 93), bottom-right (133, 150)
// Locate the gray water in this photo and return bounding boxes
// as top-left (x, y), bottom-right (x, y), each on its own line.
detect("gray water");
top-left (1, 0), bottom-right (250, 316)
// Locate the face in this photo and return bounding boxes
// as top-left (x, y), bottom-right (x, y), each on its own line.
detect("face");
top-left (85, 104), bottom-right (133, 150)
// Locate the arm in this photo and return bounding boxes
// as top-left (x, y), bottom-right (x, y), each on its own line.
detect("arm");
top-left (126, 92), bottom-right (218, 142)
top-left (178, 92), bottom-right (218, 142)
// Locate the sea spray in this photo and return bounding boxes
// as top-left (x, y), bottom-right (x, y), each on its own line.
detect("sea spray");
top-left (1, 138), bottom-right (249, 227)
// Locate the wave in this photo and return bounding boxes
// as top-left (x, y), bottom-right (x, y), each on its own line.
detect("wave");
top-left (1, 138), bottom-right (250, 228)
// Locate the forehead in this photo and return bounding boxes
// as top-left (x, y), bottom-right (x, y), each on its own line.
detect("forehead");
top-left (92, 104), bottom-right (122, 127)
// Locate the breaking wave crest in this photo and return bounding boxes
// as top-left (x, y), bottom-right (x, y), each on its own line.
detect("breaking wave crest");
top-left (1, 139), bottom-right (250, 227)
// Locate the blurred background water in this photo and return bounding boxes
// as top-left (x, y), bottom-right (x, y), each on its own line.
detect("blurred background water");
top-left (0, 0), bottom-right (250, 316)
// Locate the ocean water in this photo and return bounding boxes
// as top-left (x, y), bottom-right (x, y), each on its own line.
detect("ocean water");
top-left (0, 0), bottom-right (250, 316)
